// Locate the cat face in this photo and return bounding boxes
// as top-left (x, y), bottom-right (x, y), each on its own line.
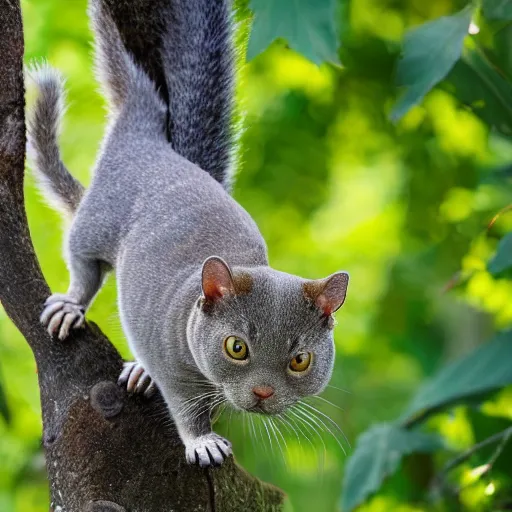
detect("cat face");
top-left (188, 257), bottom-right (348, 415)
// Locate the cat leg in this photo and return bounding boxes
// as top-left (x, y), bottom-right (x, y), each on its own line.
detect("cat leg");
top-left (118, 360), bottom-right (156, 397)
top-left (163, 385), bottom-right (232, 467)
top-left (41, 255), bottom-right (104, 340)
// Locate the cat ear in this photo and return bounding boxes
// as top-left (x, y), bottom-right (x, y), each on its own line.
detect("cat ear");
top-left (201, 256), bottom-right (236, 303)
top-left (305, 272), bottom-right (349, 316)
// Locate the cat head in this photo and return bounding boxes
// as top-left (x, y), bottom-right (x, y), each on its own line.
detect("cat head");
top-left (188, 256), bottom-right (349, 415)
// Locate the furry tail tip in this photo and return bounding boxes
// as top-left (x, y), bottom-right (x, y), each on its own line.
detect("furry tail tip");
top-left (26, 62), bottom-right (85, 217)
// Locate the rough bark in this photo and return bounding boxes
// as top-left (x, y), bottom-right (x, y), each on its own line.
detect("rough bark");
top-left (0, 0), bottom-right (285, 510)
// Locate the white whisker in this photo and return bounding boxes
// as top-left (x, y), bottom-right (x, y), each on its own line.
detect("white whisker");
top-left (296, 404), bottom-right (347, 455)
top-left (277, 413), bottom-right (301, 446)
top-left (327, 384), bottom-right (350, 394)
top-left (289, 407), bottom-right (327, 456)
top-left (300, 402), bottom-right (350, 450)
top-left (268, 416), bottom-right (286, 464)
top-left (310, 394), bottom-right (345, 412)
top-left (262, 417), bottom-right (274, 452)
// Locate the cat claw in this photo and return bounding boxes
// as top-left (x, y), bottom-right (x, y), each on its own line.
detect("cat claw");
top-left (185, 433), bottom-right (232, 467)
top-left (40, 293), bottom-right (85, 340)
top-left (118, 361), bottom-right (156, 397)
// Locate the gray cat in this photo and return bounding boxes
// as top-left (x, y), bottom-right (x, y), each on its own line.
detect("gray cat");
top-left (27, 0), bottom-right (349, 467)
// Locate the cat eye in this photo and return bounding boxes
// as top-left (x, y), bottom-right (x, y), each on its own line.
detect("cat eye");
top-left (289, 352), bottom-right (312, 373)
top-left (224, 336), bottom-right (248, 361)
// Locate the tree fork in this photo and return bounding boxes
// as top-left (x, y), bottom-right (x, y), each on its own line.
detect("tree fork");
top-left (0, 0), bottom-right (284, 510)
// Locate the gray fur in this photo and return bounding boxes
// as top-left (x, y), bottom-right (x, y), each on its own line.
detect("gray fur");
top-left (32, 0), bottom-right (349, 467)
top-left (162, 0), bottom-right (236, 189)
top-left (89, 0), bottom-right (131, 115)
top-left (89, 1), bottom-right (167, 132)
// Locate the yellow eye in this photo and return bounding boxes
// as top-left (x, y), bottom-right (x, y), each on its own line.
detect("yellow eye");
top-left (289, 352), bottom-right (312, 373)
top-left (224, 336), bottom-right (248, 361)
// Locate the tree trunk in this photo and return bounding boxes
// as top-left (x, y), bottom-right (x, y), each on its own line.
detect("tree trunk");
top-left (0, 1), bottom-right (285, 510)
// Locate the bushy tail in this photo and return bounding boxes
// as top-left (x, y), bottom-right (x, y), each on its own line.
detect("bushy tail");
top-left (162, 0), bottom-right (236, 190)
top-left (91, 0), bottom-right (236, 188)
top-left (26, 64), bottom-right (85, 216)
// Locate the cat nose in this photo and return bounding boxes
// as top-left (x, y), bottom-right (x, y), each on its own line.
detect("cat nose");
top-left (252, 386), bottom-right (274, 400)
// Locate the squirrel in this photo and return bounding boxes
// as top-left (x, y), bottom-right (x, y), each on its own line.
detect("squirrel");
top-left (27, 0), bottom-right (349, 467)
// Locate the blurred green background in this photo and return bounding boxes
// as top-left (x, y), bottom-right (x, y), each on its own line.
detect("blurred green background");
top-left (1, 0), bottom-right (512, 510)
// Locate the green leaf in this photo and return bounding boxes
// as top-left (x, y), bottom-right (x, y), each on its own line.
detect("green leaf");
top-left (483, 0), bottom-right (512, 20)
top-left (447, 49), bottom-right (512, 137)
top-left (391, 6), bottom-right (473, 121)
top-left (247, 0), bottom-right (338, 65)
top-left (340, 423), bottom-right (442, 512)
top-left (401, 330), bottom-right (512, 425)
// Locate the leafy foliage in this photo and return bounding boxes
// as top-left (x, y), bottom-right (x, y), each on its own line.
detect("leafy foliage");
top-left (401, 330), bottom-right (512, 424)
top-left (247, 0), bottom-right (339, 64)
top-left (449, 49), bottom-right (512, 137)
top-left (341, 331), bottom-right (512, 510)
top-left (391, 6), bottom-right (472, 121)
top-left (341, 424), bottom-right (442, 512)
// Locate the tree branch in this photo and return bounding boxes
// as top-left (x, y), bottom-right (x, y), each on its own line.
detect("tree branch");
top-left (0, 1), bottom-right (285, 510)
top-left (432, 426), bottom-right (512, 498)
top-left (440, 426), bottom-right (512, 477)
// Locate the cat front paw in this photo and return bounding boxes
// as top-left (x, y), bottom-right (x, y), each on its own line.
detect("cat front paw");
top-left (185, 433), bottom-right (232, 467)
top-left (40, 294), bottom-right (85, 340)
top-left (118, 361), bottom-right (156, 397)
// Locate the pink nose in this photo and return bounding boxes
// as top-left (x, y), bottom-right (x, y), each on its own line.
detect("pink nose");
top-left (252, 386), bottom-right (274, 400)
